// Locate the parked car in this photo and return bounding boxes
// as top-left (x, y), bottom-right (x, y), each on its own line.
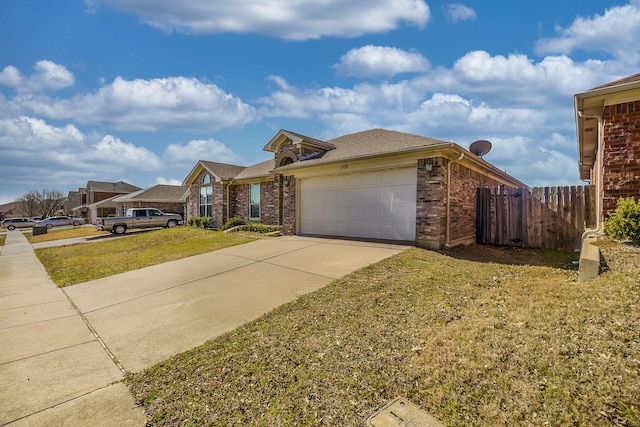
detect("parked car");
top-left (1, 218), bottom-right (37, 230)
top-left (96, 208), bottom-right (183, 234)
top-left (36, 216), bottom-right (85, 229)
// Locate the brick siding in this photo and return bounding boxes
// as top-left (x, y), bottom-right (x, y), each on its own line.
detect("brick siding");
top-left (602, 101), bottom-right (640, 215)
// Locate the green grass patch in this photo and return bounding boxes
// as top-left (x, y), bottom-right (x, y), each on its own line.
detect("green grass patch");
top-left (26, 226), bottom-right (109, 243)
top-left (35, 227), bottom-right (257, 286)
top-left (126, 242), bottom-right (639, 426)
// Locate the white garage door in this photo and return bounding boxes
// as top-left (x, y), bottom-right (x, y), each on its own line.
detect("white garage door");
top-left (300, 167), bottom-right (417, 241)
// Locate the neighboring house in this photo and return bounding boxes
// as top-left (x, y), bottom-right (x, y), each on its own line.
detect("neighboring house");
top-left (63, 190), bottom-right (81, 215)
top-left (184, 128), bottom-right (525, 248)
top-left (71, 180), bottom-right (142, 223)
top-left (112, 184), bottom-right (188, 218)
top-left (575, 73), bottom-right (640, 226)
top-left (0, 201), bottom-right (25, 220)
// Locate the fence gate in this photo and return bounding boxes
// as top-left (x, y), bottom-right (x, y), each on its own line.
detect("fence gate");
top-left (476, 186), bottom-right (596, 251)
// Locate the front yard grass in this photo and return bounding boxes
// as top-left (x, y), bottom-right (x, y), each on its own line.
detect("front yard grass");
top-left (127, 241), bottom-right (639, 426)
top-left (35, 227), bottom-right (257, 286)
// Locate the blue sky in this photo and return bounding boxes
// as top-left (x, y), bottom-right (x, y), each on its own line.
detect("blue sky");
top-left (0, 0), bottom-right (637, 204)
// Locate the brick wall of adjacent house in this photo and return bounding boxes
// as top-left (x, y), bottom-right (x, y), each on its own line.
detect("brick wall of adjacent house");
top-left (602, 101), bottom-right (640, 216)
top-left (90, 191), bottom-right (121, 204)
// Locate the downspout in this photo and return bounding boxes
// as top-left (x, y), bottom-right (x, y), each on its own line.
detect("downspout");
top-left (446, 152), bottom-right (465, 247)
top-left (578, 110), bottom-right (605, 240)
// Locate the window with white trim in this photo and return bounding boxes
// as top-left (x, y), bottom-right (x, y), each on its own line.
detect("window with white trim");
top-left (199, 174), bottom-right (212, 218)
top-left (249, 183), bottom-right (260, 221)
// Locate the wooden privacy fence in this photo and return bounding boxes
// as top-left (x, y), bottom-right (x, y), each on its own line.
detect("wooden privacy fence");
top-left (476, 185), bottom-right (597, 251)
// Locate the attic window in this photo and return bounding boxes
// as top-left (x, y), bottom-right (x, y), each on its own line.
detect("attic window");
top-left (299, 151), bottom-right (325, 161)
top-left (279, 157), bottom-right (294, 167)
top-left (202, 174), bottom-right (211, 184)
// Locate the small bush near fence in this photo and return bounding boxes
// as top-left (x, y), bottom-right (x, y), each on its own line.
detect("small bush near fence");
top-left (605, 197), bottom-right (640, 245)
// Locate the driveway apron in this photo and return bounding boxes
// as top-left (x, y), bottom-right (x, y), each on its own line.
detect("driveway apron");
top-left (0, 230), bottom-right (145, 426)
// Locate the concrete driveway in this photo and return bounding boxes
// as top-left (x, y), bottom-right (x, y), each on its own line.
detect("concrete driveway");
top-left (64, 236), bottom-right (409, 372)
top-left (1, 232), bottom-right (408, 425)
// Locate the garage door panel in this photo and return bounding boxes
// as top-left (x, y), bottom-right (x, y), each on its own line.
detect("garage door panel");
top-left (300, 168), bottom-right (417, 241)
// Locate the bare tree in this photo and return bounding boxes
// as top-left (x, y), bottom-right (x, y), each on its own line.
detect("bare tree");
top-left (17, 189), bottom-right (65, 218)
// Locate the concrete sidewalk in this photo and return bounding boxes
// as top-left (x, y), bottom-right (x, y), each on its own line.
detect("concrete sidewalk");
top-left (1, 231), bottom-right (408, 425)
top-left (0, 230), bottom-right (145, 426)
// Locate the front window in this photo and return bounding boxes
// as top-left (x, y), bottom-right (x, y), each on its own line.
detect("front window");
top-left (249, 183), bottom-right (260, 221)
top-left (199, 174), bottom-right (212, 218)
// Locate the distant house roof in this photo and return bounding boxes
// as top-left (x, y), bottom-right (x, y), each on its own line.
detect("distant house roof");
top-left (86, 180), bottom-right (142, 194)
top-left (112, 185), bottom-right (188, 202)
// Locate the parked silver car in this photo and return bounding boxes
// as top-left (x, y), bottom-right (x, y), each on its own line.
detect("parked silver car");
top-left (1, 218), bottom-right (37, 230)
top-left (36, 216), bottom-right (85, 229)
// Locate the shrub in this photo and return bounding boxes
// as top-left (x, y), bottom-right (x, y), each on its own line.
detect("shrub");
top-left (238, 223), bottom-right (281, 234)
top-left (605, 197), bottom-right (640, 245)
top-left (222, 217), bottom-right (246, 230)
top-left (187, 216), bottom-right (211, 228)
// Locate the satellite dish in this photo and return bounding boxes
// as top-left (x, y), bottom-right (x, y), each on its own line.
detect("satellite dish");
top-left (469, 140), bottom-right (492, 158)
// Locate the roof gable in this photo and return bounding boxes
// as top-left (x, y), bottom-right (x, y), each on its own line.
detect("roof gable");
top-left (182, 160), bottom-right (246, 185)
top-left (263, 129), bottom-right (335, 153)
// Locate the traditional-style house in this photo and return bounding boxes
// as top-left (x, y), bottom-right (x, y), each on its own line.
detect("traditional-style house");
top-left (184, 128), bottom-right (525, 249)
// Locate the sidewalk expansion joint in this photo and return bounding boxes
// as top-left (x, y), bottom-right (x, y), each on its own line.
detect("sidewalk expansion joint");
top-left (61, 288), bottom-right (126, 374)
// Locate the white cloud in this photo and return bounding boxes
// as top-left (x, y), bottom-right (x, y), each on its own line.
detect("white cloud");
top-left (536, 2), bottom-right (640, 65)
top-left (0, 66), bottom-right (22, 87)
top-left (444, 3), bottom-right (477, 22)
top-left (7, 73), bottom-right (259, 132)
top-left (163, 138), bottom-right (243, 166)
top-left (0, 116), bottom-right (84, 150)
top-left (86, 135), bottom-right (163, 171)
top-left (0, 116), bottom-right (164, 196)
top-left (85, 0), bottom-right (430, 40)
top-left (0, 61), bottom-right (74, 93)
top-left (155, 177), bottom-right (183, 186)
top-left (333, 45), bottom-right (430, 78)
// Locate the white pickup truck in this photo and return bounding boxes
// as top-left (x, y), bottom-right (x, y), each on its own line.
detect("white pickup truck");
top-left (96, 208), bottom-right (183, 234)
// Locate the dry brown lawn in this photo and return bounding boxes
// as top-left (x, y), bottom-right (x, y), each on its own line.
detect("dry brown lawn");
top-left (127, 241), bottom-right (639, 426)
